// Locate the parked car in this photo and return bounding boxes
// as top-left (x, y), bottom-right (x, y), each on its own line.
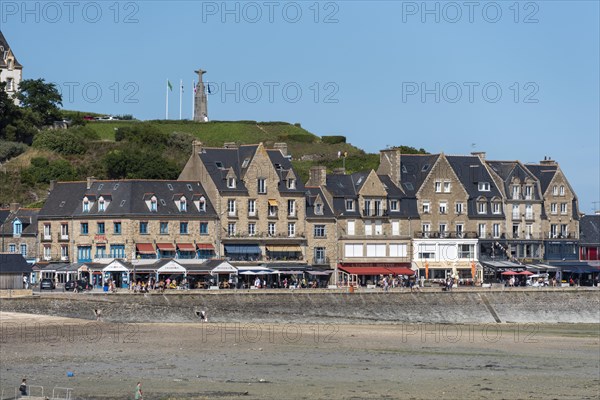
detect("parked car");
top-left (40, 278), bottom-right (55, 290)
top-left (64, 280), bottom-right (92, 292)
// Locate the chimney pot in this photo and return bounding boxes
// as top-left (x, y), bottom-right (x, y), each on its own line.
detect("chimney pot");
top-left (9, 202), bottom-right (20, 213)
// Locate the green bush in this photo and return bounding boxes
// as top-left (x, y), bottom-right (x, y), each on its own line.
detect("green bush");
top-left (21, 157), bottom-right (77, 185)
top-left (0, 141), bottom-right (28, 163)
top-left (32, 130), bottom-right (87, 155)
top-left (103, 147), bottom-right (179, 179)
top-left (322, 135), bottom-right (346, 144)
top-left (277, 133), bottom-right (317, 143)
top-left (113, 125), bottom-right (168, 148)
top-left (168, 131), bottom-right (196, 152)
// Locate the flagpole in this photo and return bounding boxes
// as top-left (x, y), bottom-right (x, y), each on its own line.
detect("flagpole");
top-left (165, 79), bottom-right (169, 120)
top-left (179, 79), bottom-right (183, 120)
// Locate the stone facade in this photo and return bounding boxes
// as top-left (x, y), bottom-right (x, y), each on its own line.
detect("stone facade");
top-left (0, 204), bottom-right (39, 263)
top-left (0, 31), bottom-right (22, 105)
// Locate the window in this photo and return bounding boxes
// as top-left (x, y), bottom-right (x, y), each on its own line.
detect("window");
top-left (422, 202), bottom-right (430, 214)
top-left (9, 244), bottom-right (16, 253)
top-left (559, 185), bottom-right (565, 196)
top-left (422, 223), bottom-right (430, 237)
top-left (374, 220), bottom-right (383, 235)
top-left (560, 203), bottom-right (567, 214)
top-left (248, 223), bottom-right (256, 236)
top-left (524, 186), bottom-right (533, 200)
top-left (525, 204), bottom-right (533, 219)
top-left (493, 223), bottom-right (500, 238)
top-left (288, 223), bottom-right (296, 237)
top-left (14, 221), bottom-right (22, 236)
top-left (110, 245), bottom-right (125, 259)
top-left (314, 225), bottom-right (326, 238)
top-left (456, 224), bottom-right (464, 237)
top-left (288, 178), bottom-right (296, 189)
top-left (227, 177), bottom-right (236, 188)
top-left (512, 223), bottom-right (520, 238)
top-left (60, 224), bottom-right (69, 238)
top-left (81, 222), bottom-right (89, 235)
top-left (200, 222), bottom-right (208, 235)
top-left (525, 224), bottom-right (533, 239)
top-left (242, 158), bottom-right (250, 168)
top-left (392, 221), bottom-right (400, 236)
top-left (268, 222), bottom-right (276, 236)
top-left (364, 200), bottom-right (372, 216)
top-left (345, 199), bottom-right (354, 211)
top-left (552, 185), bottom-right (558, 195)
top-left (20, 244), bottom-right (27, 257)
top-left (477, 202), bottom-right (487, 214)
top-left (435, 181), bottom-right (442, 192)
top-left (83, 200), bottom-right (89, 212)
top-left (347, 220), bottom-right (355, 236)
top-left (98, 199), bottom-right (105, 212)
top-left (150, 197), bottom-right (157, 211)
top-left (365, 221), bottom-right (373, 236)
top-left (512, 204), bottom-right (520, 219)
top-left (268, 203), bottom-right (277, 217)
top-left (43, 245), bottom-right (51, 260)
top-left (179, 197), bottom-right (187, 212)
top-left (459, 244), bottom-right (475, 259)
top-left (114, 222), bottom-right (121, 235)
top-left (366, 244), bottom-right (386, 257)
top-left (96, 245), bottom-right (106, 258)
top-left (77, 246), bottom-right (91, 262)
top-left (6, 77), bottom-right (14, 91)
top-left (228, 223), bottom-right (236, 236)
top-left (160, 222), bottom-right (168, 234)
top-left (43, 224), bottom-right (51, 239)
top-left (248, 200), bottom-right (256, 216)
top-left (455, 203), bottom-right (463, 214)
top-left (314, 247), bottom-right (326, 263)
top-left (560, 224), bottom-right (568, 237)
top-left (288, 200), bottom-right (296, 217)
top-left (550, 224), bottom-right (558, 238)
top-left (492, 202), bottom-right (501, 214)
top-left (315, 203), bottom-right (323, 215)
top-left (439, 202), bottom-right (447, 214)
top-left (227, 199), bottom-right (236, 216)
top-left (417, 243), bottom-right (436, 259)
top-left (389, 244), bottom-right (407, 257)
top-left (390, 200), bottom-right (399, 212)
top-left (198, 197), bottom-right (206, 212)
top-left (478, 182), bottom-right (490, 191)
top-left (97, 222), bottom-right (105, 234)
top-left (443, 181), bottom-right (451, 193)
top-left (61, 245), bottom-right (69, 260)
top-left (345, 244), bottom-right (363, 257)
top-left (478, 223), bottom-right (486, 238)
top-left (439, 223), bottom-right (447, 237)
top-left (374, 200), bottom-right (383, 216)
top-left (550, 203), bottom-right (557, 214)
top-left (258, 178), bottom-right (266, 194)
top-left (180, 222), bottom-right (188, 234)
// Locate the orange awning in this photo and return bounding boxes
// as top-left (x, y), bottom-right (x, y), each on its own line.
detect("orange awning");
top-left (197, 243), bottom-right (215, 250)
top-left (156, 243), bottom-right (176, 251)
top-left (177, 243), bottom-right (195, 251)
top-left (136, 243), bottom-right (155, 254)
top-left (268, 199), bottom-right (278, 206)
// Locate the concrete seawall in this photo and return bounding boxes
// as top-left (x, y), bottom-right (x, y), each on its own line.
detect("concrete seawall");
top-left (0, 289), bottom-right (598, 324)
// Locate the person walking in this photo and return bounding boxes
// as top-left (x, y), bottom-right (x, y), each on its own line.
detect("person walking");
top-left (19, 378), bottom-right (27, 396)
top-left (134, 381), bottom-right (143, 400)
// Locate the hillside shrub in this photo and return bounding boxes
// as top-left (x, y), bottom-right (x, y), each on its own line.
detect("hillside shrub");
top-left (32, 130), bottom-right (86, 155)
top-left (21, 157), bottom-right (78, 184)
top-left (322, 135), bottom-right (346, 144)
top-left (0, 141), bottom-right (28, 163)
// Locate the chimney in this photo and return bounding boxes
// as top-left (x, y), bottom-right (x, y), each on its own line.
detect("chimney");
top-left (307, 166), bottom-right (327, 187)
top-left (9, 203), bottom-right (20, 213)
top-left (223, 142), bottom-right (238, 149)
top-left (377, 149), bottom-right (401, 184)
top-left (540, 156), bottom-right (557, 165)
top-left (333, 167), bottom-right (346, 175)
top-left (273, 143), bottom-right (288, 157)
top-left (471, 151), bottom-right (486, 160)
top-left (49, 180), bottom-right (56, 193)
top-left (86, 176), bottom-right (95, 190)
top-left (192, 140), bottom-right (203, 155)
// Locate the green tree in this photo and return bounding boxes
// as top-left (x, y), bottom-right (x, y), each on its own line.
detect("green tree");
top-left (0, 82), bottom-right (38, 143)
top-left (17, 78), bottom-right (63, 126)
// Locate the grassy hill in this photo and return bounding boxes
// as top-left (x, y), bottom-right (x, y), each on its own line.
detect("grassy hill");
top-left (0, 120), bottom-right (381, 207)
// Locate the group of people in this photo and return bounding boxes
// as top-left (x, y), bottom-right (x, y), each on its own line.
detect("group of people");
top-left (128, 277), bottom-right (189, 293)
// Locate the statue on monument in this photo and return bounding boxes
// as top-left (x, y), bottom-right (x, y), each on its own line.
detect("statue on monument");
top-left (193, 69), bottom-right (209, 122)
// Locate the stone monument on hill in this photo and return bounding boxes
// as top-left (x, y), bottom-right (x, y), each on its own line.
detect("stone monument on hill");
top-left (194, 69), bottom-right (208, 122)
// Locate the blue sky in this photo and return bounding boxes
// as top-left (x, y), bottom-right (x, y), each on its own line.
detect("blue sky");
top-left (2, 1), bottom-right (599, 213)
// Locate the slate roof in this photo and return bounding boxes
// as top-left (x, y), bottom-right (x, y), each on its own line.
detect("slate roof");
top-left (446, 155), bottom-right (504, 218)
top-left (267, 149), bottom-right (306, 194)
top-left (487, 161), bottom-right (542, 200)
top-left (399, 154), bottom-right (440, 195)
top-left (0, 31), bottom-right (23, 68)
top-left (525, 164), bottom-right (558, 194)
top-left (0, 209), bottom-right (10, 225)
top-left (378, 175), bottom-right (419, 218)
top-left (579, 215), bottom-right (600, 245)
top-left (0, 253), bottom-right (32, 273)
top-left (39, 180), bottom-right (217, 218)
top-left (0, 208), bottom-right (40, 236)
top-left (305, 187), bottom-right (335, 218)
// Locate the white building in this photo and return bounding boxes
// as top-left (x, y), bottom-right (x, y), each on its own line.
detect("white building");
top-left (0, 30), bottom-right (23, 105)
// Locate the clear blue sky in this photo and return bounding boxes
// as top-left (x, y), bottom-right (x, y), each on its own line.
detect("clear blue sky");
top-left (2, 1), bottom-right (599, 213)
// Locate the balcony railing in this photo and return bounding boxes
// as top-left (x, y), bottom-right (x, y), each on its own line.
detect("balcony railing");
top-left (362, 209), bottom-right (387, 217)
top-left (59, 234), bottom-right (69, 241)
top-left (313, 257), bottom-right (330, 265)
top-left (414, 231), bottom-right (478, 239)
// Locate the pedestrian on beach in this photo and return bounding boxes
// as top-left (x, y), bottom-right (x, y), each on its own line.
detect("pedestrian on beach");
top-left (134, 382), bottom-right (143, 400)
top-left (19, 378), bottom-right (27, 396)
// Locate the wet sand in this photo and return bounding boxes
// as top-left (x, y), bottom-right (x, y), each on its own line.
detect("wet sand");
top-left (0, 312), bottom-right (598, 399)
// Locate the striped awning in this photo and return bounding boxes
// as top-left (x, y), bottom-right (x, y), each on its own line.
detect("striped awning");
top-left (268, 199), bottom-right (278, 206)
top-left (177, 243), bottom-right (195, 251)
top-left (136, 243), bottom-right (156, 254)
top-left (197, 243), bottom-right (215, 250)
top-left (156, 243), bottom-right (176, 251)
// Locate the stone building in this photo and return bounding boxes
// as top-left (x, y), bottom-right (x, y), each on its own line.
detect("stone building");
top-left (0, 204), bottom-right (40, 264)
top-left (0, 30), bottom-right (23, 105)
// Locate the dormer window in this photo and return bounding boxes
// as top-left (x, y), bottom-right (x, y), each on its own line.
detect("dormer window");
top-left (227, 177), bottom-right (236, 188)
top-left (98, 197), bottom-right (106, 212)
top-left (150, 196), bottom-right (158, 212)
top-left (13, 220), bottom-right (22, 237)
top-left (288, 178), bottom-right (296, 189)
top-left (345, 199), bottom-right (354, 211)
top-left (315, 203), bottom-right (323, 215)
top-left (478, 182), bottom-right (490, 191)
top-left (179, 196), bottom-right (187, 212)
top-left (477, 201), bottom-right (487, 214)
top-left (199, 196), bottom-right (206, 212)
top-left (83, 198), bottom-right (89, 212)
top-left (390, 200), bottom-right (399, 212)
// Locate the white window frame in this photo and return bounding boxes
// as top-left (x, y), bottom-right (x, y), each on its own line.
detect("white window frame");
top-left (492, 202), bottom-right (501, 214)
top-left (248, 223), bottom-right (256, 236)
top-left (391, 220), bottom-right (400, 236)
top-left (434, 181), bottom-right (442, 193)
top-left (227, 199), bottom-right (236, 216)
top-left (422, 202), bottom-right (430, 214)
top-left (288, 222), bottom-right (296, 237)
top-left (248, 199), bottom-right (256, 216)
top-left (439, 202), bottom-right (447, 214)
top-left (478, 182), bottom-right (490, 191)
top-left (228, 223), bottom-right (236, 236)
top-left (550, 203), bottom-right (557, 214)
top-left (560, 203), bottom-right (568, 215)
top-left (477, 202), bottom-right (487, 214)
top-left (559, 185), bottom-right (565, 196)
top-left (374, 220), bottom-right (383, 235)
top-left (389, 200), bottom-right (399, 212)
top-left (455, 202), bottom-right (463, 214)
top-left (443, 181), bottom-right (451, 193)
top-left (364, 221), bottom-right (373, 236)
top-left (268, 223), bottom-right (276, 236)
top-left (258, 178), bottom-right (267, 194)
top-left (492, 223), bottom-right (500, 238)
top-left (345, 199), bottom-right (354, 211)
top-left (345, 244), bottom-right (363, 258)
top-left (227, 177), bottom-right (236, 189)
top-left (288, 199), bottom-right (296, 217)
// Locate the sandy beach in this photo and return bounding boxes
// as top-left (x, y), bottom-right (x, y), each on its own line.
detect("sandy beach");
top-left (0, 312), bottom-right (598, 399)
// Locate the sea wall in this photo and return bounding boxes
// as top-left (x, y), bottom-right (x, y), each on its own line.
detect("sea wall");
top-left (1, 289), bottom-right (598, 324)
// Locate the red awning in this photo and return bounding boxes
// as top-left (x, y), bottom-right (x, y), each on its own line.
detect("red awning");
top-left (177, 243), bottom-right (195, 251)
top-left (385, 267), bottom-right (415, 276)
top-left (136, 243), bottom-right (156, 254)
top-left (339, 266), bottom-right (392, 275)
top-left (197, 243), bottom-right (215, 250)
top-left (156, 243), bottom-right (176, 251)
